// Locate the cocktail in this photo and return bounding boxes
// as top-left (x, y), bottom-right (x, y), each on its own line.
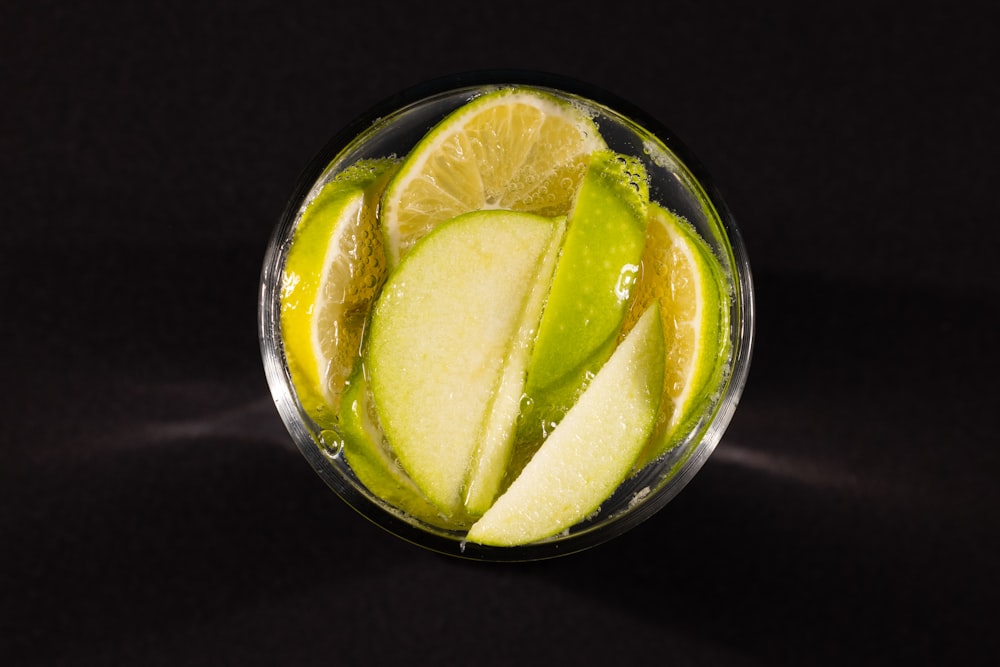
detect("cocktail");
top-left (259, 71), bottom-right (754, 560)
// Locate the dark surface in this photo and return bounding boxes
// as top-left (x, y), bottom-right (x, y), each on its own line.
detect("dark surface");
top-left (3, 1), bottom-right (997, 664)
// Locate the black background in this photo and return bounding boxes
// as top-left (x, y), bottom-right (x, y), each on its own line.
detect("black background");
top-left (3, 1), bottom-right (998, 664)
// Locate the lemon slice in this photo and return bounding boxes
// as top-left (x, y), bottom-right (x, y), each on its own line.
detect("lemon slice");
top-left (280, 159), bottom-right (398, 424)
top-left (621, 202), bottom-right (729, 465)
top-left (379, 87), bottom-right (607, 265)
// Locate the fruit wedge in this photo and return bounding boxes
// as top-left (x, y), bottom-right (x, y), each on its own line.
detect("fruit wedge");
top-left (338, 365), bottom-right (467, 530)
top-left (464, 215), bottom-right (567, 516)
top-left (622, 203), bottom-right (730, 467)
top-left (379, 87), bottom-right (606, 266)
top-left (366, 210), bottom-right (564, 515)
top-left (280, 159), bottom-right (397, 424)
top-left (517, 150), bottom-right (649, 442)
top-left (466, 303), bottom-right (665, 547)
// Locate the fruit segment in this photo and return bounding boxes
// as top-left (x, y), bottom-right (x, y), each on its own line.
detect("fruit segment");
top-left (338, 367), bottom-right (465, 529)
top-left (621, 203), bottom-right (730, 467)
top-left (379, 88), bottom-right (606, 266)
top-left (366, 210), bottom-right (563, 515)
top-left (280, 159), bottom-right (397, 424)
top-left (463, 216), bottom-right (566, 516)
top-left (518, 150), bottom-right (649, 439)
top-left (466, 303), bottom-right (665, 547)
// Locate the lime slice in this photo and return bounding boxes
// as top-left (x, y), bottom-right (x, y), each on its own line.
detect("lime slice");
top-left (622, 202), bottom-right (729, 465)
top-left (366, 210), bottom-right (564, 515)
top-left (280, 159), bottom-right (397, 424)
top-left (379, 87), bottom-right (607, 266)
top-left (466, 303), bottom-right (665, 547)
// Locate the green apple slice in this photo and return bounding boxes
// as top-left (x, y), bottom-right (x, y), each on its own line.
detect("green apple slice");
top-left (466, 302), bottom-right (665, 547)
top-left (366, 210), bottom-right (564, 515)
top-left (520, 150), bottom-right (649, 438)
top-left (338, 365), bottom-right (469, 530)
top-left (464, 216), bottom-right (566, 515)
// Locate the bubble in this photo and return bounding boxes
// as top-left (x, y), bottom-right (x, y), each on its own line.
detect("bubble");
top-left (317, 430), bottom-right (344, 460)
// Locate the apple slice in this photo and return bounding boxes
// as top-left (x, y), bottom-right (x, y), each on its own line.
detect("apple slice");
top-left (463, 215), bottom-right (566, 515)
top-left (466, 302), bottom-right (665, 547)
top-left (518, 150), bottom-right (649, 442)
top-left (366, 210), bottom-right (564, 516)
top-left (338, 365), bottom-right (469, 530)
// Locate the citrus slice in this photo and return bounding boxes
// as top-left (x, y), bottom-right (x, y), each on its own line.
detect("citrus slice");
top-left (621, 202), bottom-right (729, 466)
top-left (280, 159), bottom-right (398, 424)
top-left (466, 303), bottom-right (665, 547)
top-left (379, 86), bottom-right (607, 266)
